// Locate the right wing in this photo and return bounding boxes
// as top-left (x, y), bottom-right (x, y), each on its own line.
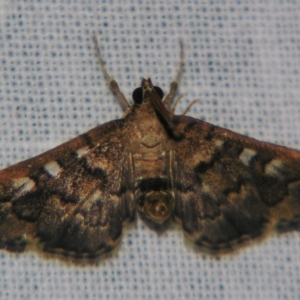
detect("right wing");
top-left (173, 115), bottom-right (300, 254)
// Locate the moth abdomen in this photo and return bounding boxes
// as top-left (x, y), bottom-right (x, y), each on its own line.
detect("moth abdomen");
top-left (137, 190), bottom-right (174, 225)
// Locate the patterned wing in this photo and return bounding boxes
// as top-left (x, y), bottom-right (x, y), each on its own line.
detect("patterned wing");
top-left (173, 116), bottom-right (300, 253)
top-left (0, 119), bottom-right (135, 258)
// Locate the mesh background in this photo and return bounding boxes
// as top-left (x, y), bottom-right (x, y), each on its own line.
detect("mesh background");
top-left (1, 1), bottom-right (300, 299)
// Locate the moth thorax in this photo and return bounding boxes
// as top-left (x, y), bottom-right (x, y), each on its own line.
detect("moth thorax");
top-left (138, 190), bottom-right (173, 224)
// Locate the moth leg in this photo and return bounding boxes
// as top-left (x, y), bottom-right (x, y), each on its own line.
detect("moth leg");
top-left (171, 95), bottom-right (199, 115)
top-left (171, 94), bottom-right (184, 113)
top-left (163, 39), bottom-right (184, 108)
top-left (181, 99), bottom-right (199, 116)
top-left (92, 34), bottom-right (131, 111)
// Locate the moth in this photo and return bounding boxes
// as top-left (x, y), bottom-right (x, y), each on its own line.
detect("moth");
top-left (1, 37), bottom-right (300, 260)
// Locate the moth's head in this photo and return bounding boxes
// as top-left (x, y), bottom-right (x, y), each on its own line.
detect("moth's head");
top-left (132, 78), bottom-right (164, 104)
top-left (137, 190), bottom-right (173, 225)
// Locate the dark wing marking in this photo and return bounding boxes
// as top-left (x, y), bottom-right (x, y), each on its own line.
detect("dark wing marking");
top-left (0, 119), bottom-right (135, 258)
top-left (173, 115), bottom-right (300, 253)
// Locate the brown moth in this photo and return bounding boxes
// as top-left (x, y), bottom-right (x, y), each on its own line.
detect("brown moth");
top-left (0, 37), bottom-right (300, 260)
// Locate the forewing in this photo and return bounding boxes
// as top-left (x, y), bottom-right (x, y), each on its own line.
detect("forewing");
top-left (173, 116), bottom-right (300, 253)
top-left (0, 119), bottom-right (134, 258)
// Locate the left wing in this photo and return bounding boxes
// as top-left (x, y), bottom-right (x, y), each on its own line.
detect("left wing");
top-left (0, 119), bottom-right (135, 258)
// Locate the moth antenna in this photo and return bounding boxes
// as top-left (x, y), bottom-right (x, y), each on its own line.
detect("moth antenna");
top-left (92, 34), bottom-right (131, 110)
top-left (164, 39), bottom-right (185, 107)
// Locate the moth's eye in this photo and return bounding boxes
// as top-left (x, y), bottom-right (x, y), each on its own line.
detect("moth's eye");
top-left (132, 86), bottom-right (164, 104)
top-left (132, 87), bottom-right (143, 104)
top-left (154, 86), bottom-right (164, 100)
top-left (138, 191), bottom-right (173, 224)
